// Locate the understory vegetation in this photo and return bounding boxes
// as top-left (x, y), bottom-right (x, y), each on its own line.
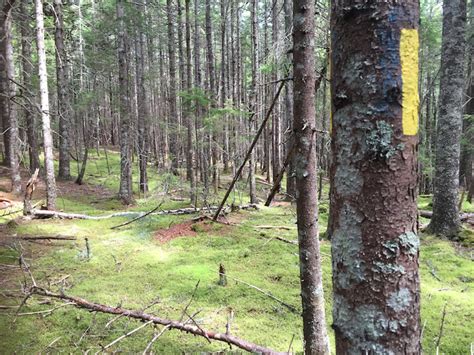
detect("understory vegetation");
top-left (0, 150), bottom-right (473, 354)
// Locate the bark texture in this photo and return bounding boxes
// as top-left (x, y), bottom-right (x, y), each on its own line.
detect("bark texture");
top-left (329, 1), bottom-right (421, 353)
top-left (54, 0), bottom-right (71, 180)
top-left (117, 0), bottom-right (133, 204)
top-left (429, 0), bottom-right (467, 237)
top-left (36, 0), bottom-right (57, 210)
top-left (293, 0), bottom-right (329, 353)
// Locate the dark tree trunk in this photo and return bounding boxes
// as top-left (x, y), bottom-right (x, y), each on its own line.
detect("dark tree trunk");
top-left (271, 0), bottom-right (281, 185)
top-left (54, 0), bottom-right (71, 180)
top-left (117, 0), bottom-right (134, 204)
top-left (166, 0), bottom-right (179, 175)
top-left (329, 1), bottom-right (421, 352)
top-left (248, 0), bottom-right (257, 204)
top-left (429, 0), bottom-right (467, 237)
top-left (293, 0), bottom-right (329, 352)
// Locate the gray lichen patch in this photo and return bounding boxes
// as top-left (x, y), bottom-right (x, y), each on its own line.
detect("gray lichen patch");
top-left (333, 295), bottom-right (394, 355)
top-left (365, 120), bottom-right (404, 160)
top-left (333, 106), bottom-right (365, 198)
top-left (372, 261), bottom-right (405, 275)
top-left (398, 232), bottom-right (419, 255)
top-left (387, 288), bottom-right (412, 312)
top-left (332, 204), bottom-right (365, 289)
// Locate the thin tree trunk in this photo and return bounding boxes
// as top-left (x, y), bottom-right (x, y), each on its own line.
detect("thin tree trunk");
top-left (54, 0), bottom-right (71, 180)
top-left (329, 1), bottom-right (421, 352)
top-left (20, 0), bottom-right (40, 173)
top-left (167, 0), bottom-right (179, 176)
top-left (429, 0), bottom-right (467, 237)
top-left (293, 0), bottom-right (329, 352)
top-left (35, 0), bottom-right (57, 210)
top-left (117, 0), bottom-right (133, 204)
top-left (248, 0), bottom-right (258, 204)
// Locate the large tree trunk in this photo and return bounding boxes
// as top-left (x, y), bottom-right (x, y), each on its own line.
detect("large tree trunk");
top-left (117, 0), bottom-right (133, 204)
top-left (1, 1), bottom-right (21, 194)
top-left (20, 0), bottom-right (40, 173)
top-left (329, 1), bottom-right (420, 352)
top-left (35, 0), bottom-right (57, 210)
top-left (429, 0), bottom-right (467, 237)
top-left (54, 0), bottom-right (71, 180)
top-left (292, 0), bottom-right (329, 353)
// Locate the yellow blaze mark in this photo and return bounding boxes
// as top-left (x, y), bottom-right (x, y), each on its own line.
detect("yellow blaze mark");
top-left (400, 28), bottom-right (419, 136)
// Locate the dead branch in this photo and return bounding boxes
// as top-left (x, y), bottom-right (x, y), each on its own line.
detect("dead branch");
top-left (419, 210), bottom-right (473, 222)
top-left (23, 168), bottom-right (39, 215)
top-left (28, 286), bottom-right (280, 354)
top-left (29, 204), bottom-right (258, 221)
top-left (102, 320), bottom-right (154, 350)
top-left (255, 225), bottom-right (295, 231)
top-left (110, 202), bottom-right (163, 229)
top-left (18, 235), bottom-right (77, 241)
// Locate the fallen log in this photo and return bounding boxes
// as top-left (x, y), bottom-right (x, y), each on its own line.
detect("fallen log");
top-left (28, 286), bottom-right (281, 354)
top-left (18, 235), bottom-right (77, 241)
top-left (419, 210), bottom-right (474, 223)
top-left (29, 204), bottom-right (259, 221)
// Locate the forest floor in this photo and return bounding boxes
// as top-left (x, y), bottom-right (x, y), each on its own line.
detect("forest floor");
top-left (0, 150), bottom-right (473, 354)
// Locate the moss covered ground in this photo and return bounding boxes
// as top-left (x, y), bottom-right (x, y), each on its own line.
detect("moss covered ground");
top-left (0, 150), bottom-right (472, 353)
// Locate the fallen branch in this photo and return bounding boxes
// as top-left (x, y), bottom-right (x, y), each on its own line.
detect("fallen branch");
top-left (419, 210), bottom-right (473, 222)
top-left (28, 287), bottom-right (281, 354)
top-left (255, 225), bottom-right (295, 231)
top-left (18, 235), bottom-right (77, 241)
top-left (29, 204), bottom-right (258, 221)
top-left (110, 202), bottom-right (163, 230)
top-left (220, 273), bottom-right (299, 314)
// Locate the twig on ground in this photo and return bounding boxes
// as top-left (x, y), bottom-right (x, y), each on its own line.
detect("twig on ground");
top-left (435, 302), bottom-right (448, 352)
top-left (142, 325), bottom-right (171, 354)
top-left (179, 280), bottom-right (200, 322)
top-left (17, 302), bottom-right (76, 316)
top-left (100, 320), bottom-right (154, 351)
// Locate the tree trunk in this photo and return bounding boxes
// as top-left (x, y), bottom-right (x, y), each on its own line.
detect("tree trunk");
top-left (54, 0), bottom-right (71, 180)
top-left (36, 0), bottom-right (57, 210)
top-left (117, 0), bottom-right (133, 204)
top-left (1, 2), bottom-right (21, 194)
top-left (20, 0), bottom-right (40, 173)
top-left (283, 0), bottom-right (295, 200)
top-left (329, 1), bottom-right (421, 352)
top-left (429, 0), bottom-right (467, 237)
top-left (248, 0), bottom-right (258, 204)
top-left (271, 0), bottom-right (281, 186)
top-left (293, 0), bottom-right (329, 353)
top-left (167, 0), bottom-right (179, 176)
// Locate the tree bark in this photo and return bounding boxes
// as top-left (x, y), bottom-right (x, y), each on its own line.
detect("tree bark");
top-left (429, 0), bottom-right (467, 236)
top-left (167, 0), bottom-right (179, 176)
top-left (293, 0), bottom-right (329, 353)
top-left (329, 1), bottom-right (421, 352)
top-left (117, 0), bottom-right (133, 204)
top-left (35, 0), bottom-right (57, 210)
top-left (54, 0), bottom-right (71, 180)
top-left (1, 1), bottom-right (21, 193)
top-left (19, 0), bottom-right (40, 173)
top-left (248, 0), bottom-right (258, 204)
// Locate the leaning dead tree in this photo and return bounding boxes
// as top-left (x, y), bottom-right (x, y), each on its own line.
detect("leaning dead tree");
top-left (27, 286), bottom-right (282, 353)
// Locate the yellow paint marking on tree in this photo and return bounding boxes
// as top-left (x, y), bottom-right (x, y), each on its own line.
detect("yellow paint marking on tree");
top-left (400, 28), bottom-right (419, 136)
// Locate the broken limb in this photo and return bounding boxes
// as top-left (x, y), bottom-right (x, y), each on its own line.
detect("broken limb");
top-left (27, 286), bottom-right (282, 354)
top-left (265, 143), bottom-right (296, 206)
top-left (213, 80), bottom-right (287, 221)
